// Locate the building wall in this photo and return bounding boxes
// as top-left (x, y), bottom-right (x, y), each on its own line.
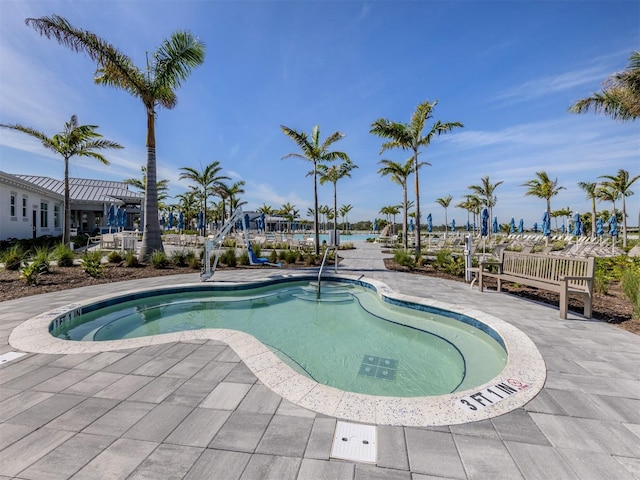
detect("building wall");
top-left (0, 180), bottom-right (63, 241)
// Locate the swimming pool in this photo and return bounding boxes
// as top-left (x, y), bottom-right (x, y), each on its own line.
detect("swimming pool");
top-left (10, 274), bottom-right (546, 426)
top-left (50, 281), bottom-right (507, 397)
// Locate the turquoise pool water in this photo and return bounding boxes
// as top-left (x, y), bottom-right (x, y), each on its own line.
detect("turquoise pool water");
top-left (51, 281), bottom-right (507, 397)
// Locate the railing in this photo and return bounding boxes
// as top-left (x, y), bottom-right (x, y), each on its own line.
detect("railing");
top-left (317, 245), bottom-right (338, 296)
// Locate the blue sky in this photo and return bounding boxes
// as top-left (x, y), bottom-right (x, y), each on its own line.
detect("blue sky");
top-left (0, 0), bottom-right (638, 228)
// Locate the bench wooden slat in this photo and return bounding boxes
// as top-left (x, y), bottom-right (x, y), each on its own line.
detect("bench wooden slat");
top-left (479, 251), bottom-right (594, 319)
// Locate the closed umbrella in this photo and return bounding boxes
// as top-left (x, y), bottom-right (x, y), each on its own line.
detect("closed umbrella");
top-left (481, 209), bottom-right (489, 236)
top-left (168, 212), bottom-right (174, 229)
top-left (533, 222), bottom-right (538, 233)
top-left (107, 204), bottom-right (115, 230)
top-left (451, 219), bottom-right (456, 232)
top-left (518, 218), bottom-right (524, 234)
top-left (409, 218), bottom-right (414, 232)
top-left (426, 213), bottom-right (433, 233)
top-left (197, 211), bottom-right (204, 231)
top-left (118, 207), bottom-right (126, 229)
top-left (561, 224), bottom-right (565, 234)
top-left (573, 213), bottom-right (582, 236)
top-left (596, 217), bottom-right (604, 236)
top-left (542, 211), bottom-right (551, 237)
top-left (466, 220), bottom-right (471, 232)
top-left (609, 215), bottom-right (618, 237)
top-left (260, 213), bottom-right (266, 232)
top-left (492, 217), bottom-right (498, 234)
top-left (373, 218), bottom-right (378, 232)
top-left (178, 212), bottom-right (184, 231)
top-left (509, 217), bottom-right (515, 234)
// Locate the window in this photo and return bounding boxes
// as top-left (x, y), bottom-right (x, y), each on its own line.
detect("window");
top-left (40, 202), bottom-right (48, 228)
top-left (22, 196), bottom-right (28, 218)
top-left (54, 204), bottom-right (61, 228)
top-left (10, 193), bottom-right (16, 217)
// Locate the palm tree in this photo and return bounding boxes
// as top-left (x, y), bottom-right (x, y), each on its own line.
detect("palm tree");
top-left (577, 181), bottom-right (599, 238)
top-left (175, 190), bottom-right (198, 228)
top-left (457, 194), bottom-right (482, 234)
top-left (221, 180), bottom-right (246, 223)
top-left (435, 195), bottom-right (453, 239)
top-left (124, 166), bottom-right (171, 222)
top-left (179, 161), bottom-right (229, 236)
top-left (318, 160), bottom-right (357, 245)
top-left (522, 171), bottom-right (565, 244)
top-left (371, 99), bottom-right (463, 257)
top-left (26, 15), bottom-right (206, 259)
top-left (378, 158), bottom-right (417, 250)
top-left (339, 204), bottom-right (353, 231)
top-left (279, 202), bottom-right (296, 231)
top-left (0, 116), bottom-right (122, 245)
top-left (599, 169), bottom-right (639, 248)
top-left (468, 176), bottom-right (503, 238)
top-left (281, 125), bottom-right (349, 254)
top-left (569, 51), bottom-right (640, 122)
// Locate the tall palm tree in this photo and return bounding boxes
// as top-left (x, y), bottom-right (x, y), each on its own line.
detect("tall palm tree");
top-left (279, 202), bottom-right (296, 231)
top-left (377, 158), bottom-right (418, 250)
top-left (124, 166), bottom-right (171, 219)
top-left (569, 51), bottom-right (640, 122)
top-left (468, 176), bottom-right (503, 238)
top-left (26, 15), bottom-right (206, 259)
top-left (179, 161), bottom-right (229, 236)
top-left (175, 190), bottom-right (198, 228)
top-left (599, 169), bottom-right (639, 248)
top-left (457, 194), bottom-right (482, 234)
top-left (522, 171), bottom-right (565, 244)
top-left (435, 195), bottom-right (453, 239)
top-left (281, 125), bottom-right (349, 254)
top-left (221, 180), bottom-right (246, 223)
top-left (577, 181), bottom-right (599, 238)
top-left (0, 116), bottom-right (122, 245)
top-left (370, 99), bottom-right (463, 256)
top-left (318, 160), bottom-right (357, 245)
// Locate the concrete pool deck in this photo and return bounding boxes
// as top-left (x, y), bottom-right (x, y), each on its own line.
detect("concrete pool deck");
top-left (1, 241), bottom-right (639, 479)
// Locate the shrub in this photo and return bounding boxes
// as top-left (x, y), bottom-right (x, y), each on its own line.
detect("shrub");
top-left (19, 261), bottom-right (46, 285)
top-left (52, 243), bottom-right (75, 267)
top-left (187, 251), bottom-right (200, 269)
top-left (239, 251), bottom-right (250, 265)
top-left (270, 250), bottom-right (279, 264)
top-left (124, 251), bottom-right (140, 268)
top-left (433, 249), bottom-right (465, 276)
top-left (1, 244), bottom-right (25, 270)
top-left (393, 249), bottom-right (415, 269)
top-left (284, 250), bottom-right (298, 264)
top-left (81, 250), bottom-right (105, 278)
top-left (170, 249), bottom-right (189, 267)
top-left (252, 244), bottom-right (262, 258)
top-left (107, 251), bottom-right (124, 263)
top-left (150, 250), bottom-right (170, 269)
top-left (30, 246), bottom-right (52, 274)
top-left (621, 268), bottom-right (640, 318)
top-left (222, 248), bottom-right (237, 267)
top-left (304, 252), bottom-right (318, 266)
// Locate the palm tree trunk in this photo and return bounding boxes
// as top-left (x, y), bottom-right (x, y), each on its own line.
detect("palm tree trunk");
top-left (313, 164), bottom-right (320, 255)
top-left (139, 111), bottom-right (164, 260)
top-left (413, 152), bottom-right (421, 257)
top-left (402, 186), bottom-right (408, 250)
top-left (64, 156), bottom-right (71, 246)
top-left (621, 196), bottom-right (628, 248)
top-left (333, 184), bottom-right (338, 246)
top-left (591, 198), bottom-right (597, 239)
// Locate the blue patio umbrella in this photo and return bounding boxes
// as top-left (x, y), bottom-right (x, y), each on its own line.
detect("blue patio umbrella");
top-left (609, 215), bottom-right (618, 237)
top-left (116, 207), bottom-right (124, 229)
top-left (561, 224), bottom-right (565, 234)
top-left (197, 211), bottom-right (204, 231)
top-left (178, 211), bottom-right (184, 231)
top-left (243, 213), bottom-right (250, 230)
top-left (509, 217), bottom-right (515, 234)
top-left (533, 222), bottom-right (538, 233)
top-left (373, 218), bottom-right (378, 232)
top-left (596, 217), bottom-right (604, 236)
top-left (107, 204), bottom-right (115, 228)
top-left (168, 212), bottom-right (174, 229)
top-left (466, 220), bottom-right (471, 232)
top-left (542, 211), bottom-right (551, 237)
top-left (408, 218), bottom-right (414, 232)
top-left (518, 218), bottom-right (524, 234)
top-left (492, 217), bottom-right (498, 234)
top-left (573, 214), bottom-right (582, 236)
top-left (451, 219), bottom-right (456, 232)
top-left (426, 213), bottom-right (433, 233)
top-left (260, 213), bottom-right (266, 232)
top-left (481, 208), bottom-right (489, 236)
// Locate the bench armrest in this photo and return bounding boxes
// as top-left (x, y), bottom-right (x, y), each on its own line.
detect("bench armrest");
top-left (559, 275), bottom-right (593, 281)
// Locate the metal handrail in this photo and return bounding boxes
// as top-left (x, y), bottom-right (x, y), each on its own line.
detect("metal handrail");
top-left (317, 245), bottom-right (338, 296)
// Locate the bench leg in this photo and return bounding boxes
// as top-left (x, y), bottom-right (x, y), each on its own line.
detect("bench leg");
top-left (478, 272), bottom-right (484, 292)
top-left (584, 295), bottom-right (593, 319)
top-left (496, 278), bottom-right (502, 293)
top-left (559, 282), bottom-right (568, 319)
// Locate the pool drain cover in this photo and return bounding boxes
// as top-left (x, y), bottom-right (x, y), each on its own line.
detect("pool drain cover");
top-left (358, 354), bottom-right (397, 380)
top-left (331, 421), bottom-right (377, 463)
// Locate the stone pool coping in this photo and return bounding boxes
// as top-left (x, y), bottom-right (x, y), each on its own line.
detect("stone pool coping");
top-left (8, 273), bottom-right (546, 426)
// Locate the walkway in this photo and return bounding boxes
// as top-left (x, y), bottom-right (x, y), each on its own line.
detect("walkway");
top-left (0, 241), bottom-right (638, 479)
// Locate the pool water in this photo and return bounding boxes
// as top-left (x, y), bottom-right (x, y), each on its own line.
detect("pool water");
top-left (52, 281), bottom-right (507, 397)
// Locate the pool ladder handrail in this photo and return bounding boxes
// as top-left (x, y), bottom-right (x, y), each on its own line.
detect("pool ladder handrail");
top-left (317, 245), bottom-right (338, 296)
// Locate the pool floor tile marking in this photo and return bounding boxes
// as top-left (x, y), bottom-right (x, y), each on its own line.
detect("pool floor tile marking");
top-left (331, 421), bottom-right (377, 463)
top-left (359, 354), bottom-right (398, 381)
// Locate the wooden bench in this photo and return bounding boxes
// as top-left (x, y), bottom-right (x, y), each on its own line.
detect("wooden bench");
top-left (478, 251), bottom-right (595, 319)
